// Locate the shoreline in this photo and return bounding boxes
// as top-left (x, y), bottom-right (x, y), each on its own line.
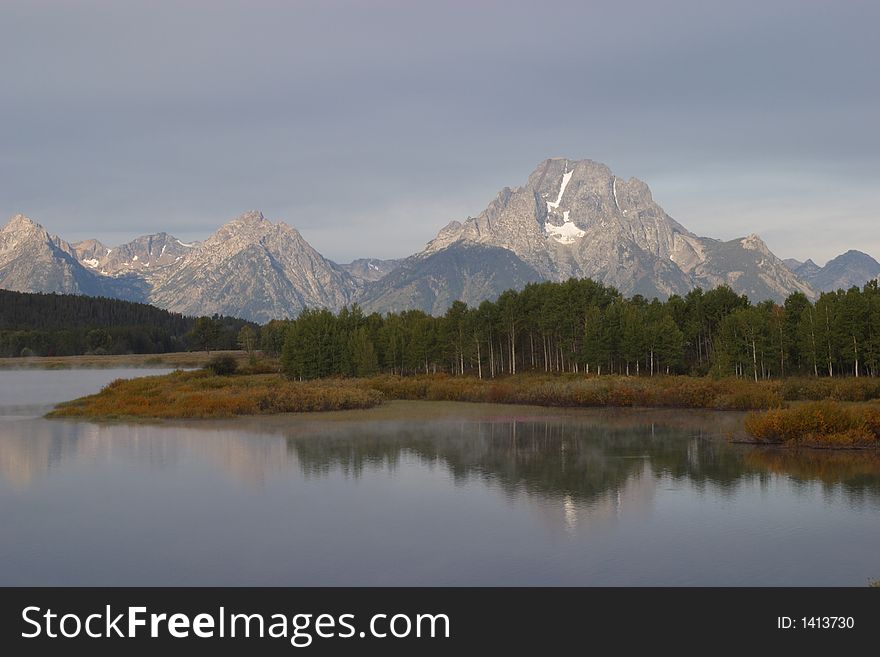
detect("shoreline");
top-left (35, 366), bottom-right (880, 451)
top-left (0, 351), bottom-right (252, 370)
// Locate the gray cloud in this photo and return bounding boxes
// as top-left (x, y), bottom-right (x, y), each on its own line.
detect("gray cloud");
top-left (1, 0), bottom-right (877, 264)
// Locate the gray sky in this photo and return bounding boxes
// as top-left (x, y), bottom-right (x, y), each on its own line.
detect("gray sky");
top-left (1, 0), bottom-right (877, 265)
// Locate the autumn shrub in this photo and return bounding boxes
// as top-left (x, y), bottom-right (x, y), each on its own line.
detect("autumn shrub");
top-left (744, 401), bottom-right (880, 447)
top-left (780, 378), bottom-right (880, 403)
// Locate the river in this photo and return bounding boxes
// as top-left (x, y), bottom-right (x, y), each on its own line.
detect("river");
top-left (1, 368), bottom-right (878, 585)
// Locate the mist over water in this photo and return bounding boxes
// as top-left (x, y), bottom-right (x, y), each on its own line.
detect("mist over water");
top-left (1, 370), bottom-right (878, 586)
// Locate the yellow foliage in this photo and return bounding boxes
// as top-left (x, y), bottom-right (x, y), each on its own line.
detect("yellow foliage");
top-left (744, 401), bottom-right (880, 447)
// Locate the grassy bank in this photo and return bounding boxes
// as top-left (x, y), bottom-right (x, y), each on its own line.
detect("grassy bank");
top-left (49, 371), bottom-right (787, 420)
top-left (744, 402), bottom-right (880, 448)
top-left (47, 370), bottom-right (381, 419)
top-left (47, 368), bottom-right (880, 424)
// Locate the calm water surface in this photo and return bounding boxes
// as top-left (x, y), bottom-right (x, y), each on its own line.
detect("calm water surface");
top-left (1, 368), bottom-right (878, 586)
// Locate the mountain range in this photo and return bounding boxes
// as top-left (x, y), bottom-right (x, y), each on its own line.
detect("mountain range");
top-left (2, 158), bottom-right (877, 321)
top-left (784, 251), bottom-right (880, 294)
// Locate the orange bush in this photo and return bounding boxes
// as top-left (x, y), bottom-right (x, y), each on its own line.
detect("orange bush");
top-left (744, 401), bottom-right (880, 447)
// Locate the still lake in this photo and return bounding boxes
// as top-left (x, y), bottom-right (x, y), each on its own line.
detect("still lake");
top-left (1, 368), bottom-right (878, 586)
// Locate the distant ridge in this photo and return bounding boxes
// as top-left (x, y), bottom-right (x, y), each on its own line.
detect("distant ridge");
top-left (2, 158), bottom-right (876, 320)
top-left (786, 250), bottom-right (880, 292)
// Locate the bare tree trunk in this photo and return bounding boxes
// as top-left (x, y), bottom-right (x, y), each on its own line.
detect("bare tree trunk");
top-left (510, 324), bottom-right (516, 375)
top-left (489, 336), bottom-right (495, 378)
top-left (752, 338), bottom-right (758, 383)
top-left (476, 339), bottom-right (482, 379)
top-left (853, 335), bottom-right (860, 378)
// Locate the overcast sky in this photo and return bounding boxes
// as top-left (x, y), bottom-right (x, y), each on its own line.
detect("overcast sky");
top-left (1, 0), bottom-right (877, 265)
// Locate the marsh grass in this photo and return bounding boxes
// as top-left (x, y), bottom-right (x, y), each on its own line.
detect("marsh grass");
top-left (359, 374), bottom-right (784, 410)
top-left (47, 370), bottom-right (880, 424)
top-left (47, 370), bottom-right (383, 419)
top-left (744, 401), bottom-right (880, 448)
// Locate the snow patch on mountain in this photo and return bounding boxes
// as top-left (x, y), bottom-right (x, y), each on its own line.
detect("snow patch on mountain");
top-left (545, 220), bottom-right (585, 244)
top-left (546, 168), bottom-right (573, 212)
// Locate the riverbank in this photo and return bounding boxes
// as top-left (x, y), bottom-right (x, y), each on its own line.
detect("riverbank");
top-left (0, 350), bottom-right (255, 370)
top-left (47, 368), bottom-right (880, 422)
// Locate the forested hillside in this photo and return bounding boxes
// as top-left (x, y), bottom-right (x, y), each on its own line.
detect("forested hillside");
top-left (0, 290), bottom-right (253, 357)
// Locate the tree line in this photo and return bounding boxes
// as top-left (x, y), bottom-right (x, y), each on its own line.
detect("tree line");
top-left (0, 290), bottom-right (254, 357)
top-left (5, 278), bottom-right (879, 376)
top-left (275, 278), bottom-right (880, 380)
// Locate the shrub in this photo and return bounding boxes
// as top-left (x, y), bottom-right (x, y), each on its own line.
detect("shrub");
top-left (744, 401), bottom-right (880, 447)
top-left (205, 355), bottom-right (238, 376)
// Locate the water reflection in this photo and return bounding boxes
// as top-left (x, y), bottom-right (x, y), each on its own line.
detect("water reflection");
top-left (3, 408), bottom-right (879, 506)
top-left (3, 381), bottom-right (880, 584)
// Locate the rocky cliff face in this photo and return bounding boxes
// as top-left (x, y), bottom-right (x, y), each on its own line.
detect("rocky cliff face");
top-left (148, 211), bottom-right (359, 322)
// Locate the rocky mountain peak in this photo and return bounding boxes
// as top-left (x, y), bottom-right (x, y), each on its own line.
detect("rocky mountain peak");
top-left (1, 215), bottom-right (59, 258)
top-left (412, 158), bottom-right (816, 306)
top-left (740, 233), bottom-right (771, 254)
top-left (147, 211), bottom-right (359, 322)
top-left (792, 249), bottom-right (880, 292)
top-left (232, 210), bottom-right (268, 227)
top-left (204, 211), bottom-right (278, 248)
top-left (0, 213), bottom-right (140, 299)
top-left (2, 213), bottom-right (46, 237)
top-left (85, 232), bottom-right (194, 276)
top-left (837, 249), bottom-right (874, 262)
